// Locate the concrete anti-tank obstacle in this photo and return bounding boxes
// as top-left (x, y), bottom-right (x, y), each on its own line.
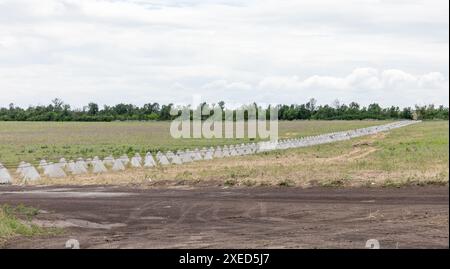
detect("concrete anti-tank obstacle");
top-left (67, 161), bottom-right (79, 175)
top-left (118, 155), bottom-right (130, 165)
top-left (58, 158), bottom-right (67, 169)
top-left (44, 163), bottom-right (67, 178)
top-left (179, 150), bottom-right (193, 163)
top-left (135, 153), bottom-right (142, 161)
top-left (203, 149), bottom-right (214, 160)
top-left (76, 158), bottom-right (88, 170)
top-left (130, 156), bottom-right (142, 168)
top-left (170, 153), bottom-right (183, 165)
top-left (222, 146), bottom-right (230, 157)
top-left (16, 161), bottom-right (27, 174)
top-left (103, 156), bottom-right (115, 167)
top-left (0, 163), bottom-right (12, 184)
top-left (67, 160), bottom-right (87, 175)
top-left (38, 159), bottom-right (47, 170)
top-left (92, 160), bottom-right (107, 173)
top-left (192, 149), bottom-right (203, 161)
top-left (156, 152), bottom-right (170, 165)
top-left (144, 153), bottom-right (157, 167)
top-left (21, 163), bottom-right (41, 181)
top-left (112, 159), bottom-right (126, 171)
top-left (214, 146), bottom-right (223, 158)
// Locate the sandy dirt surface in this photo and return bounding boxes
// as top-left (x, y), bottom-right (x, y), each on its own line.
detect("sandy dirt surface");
top-left (0, 185), bottom-right (448, 249)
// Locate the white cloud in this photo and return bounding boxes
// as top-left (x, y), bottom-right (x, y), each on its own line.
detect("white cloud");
top-left (0, 0), bottom-right (448, 108)
top-left (252, 68), bottom-right (448, 106)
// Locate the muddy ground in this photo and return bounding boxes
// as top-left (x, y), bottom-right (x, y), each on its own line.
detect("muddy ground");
top-left (0, 185), bottom-right (448, 249)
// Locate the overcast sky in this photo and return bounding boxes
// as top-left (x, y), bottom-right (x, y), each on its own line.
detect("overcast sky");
top-left (0, 0), bottom-right (448, 108)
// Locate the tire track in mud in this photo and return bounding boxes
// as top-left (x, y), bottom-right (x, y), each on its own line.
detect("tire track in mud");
top-left (0, 185), bottom-right (448, 248)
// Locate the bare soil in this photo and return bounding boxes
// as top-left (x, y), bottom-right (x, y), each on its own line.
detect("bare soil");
top-left (0, 185), bottom-right (448, 249)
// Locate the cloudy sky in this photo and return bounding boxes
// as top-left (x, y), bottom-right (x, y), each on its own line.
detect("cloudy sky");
top-left (0, 0), bottom-right (448, 108)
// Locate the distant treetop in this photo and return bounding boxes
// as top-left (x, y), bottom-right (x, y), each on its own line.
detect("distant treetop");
top-left (0, 99), bottom-right (447, 121)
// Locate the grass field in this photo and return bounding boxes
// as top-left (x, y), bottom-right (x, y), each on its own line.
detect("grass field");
top-left (0, 120), bottom-right (388, 166)
top-left (0, 204), bottom-right (60, 246)
top-left (7, 120), bottom-right (447, 187)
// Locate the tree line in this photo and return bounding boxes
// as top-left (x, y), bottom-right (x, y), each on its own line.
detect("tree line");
top-left (0, 98), bottom-right (448, 121)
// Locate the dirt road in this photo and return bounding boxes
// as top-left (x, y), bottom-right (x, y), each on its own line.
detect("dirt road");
top-left (0, 185), bottom-right (448, 249)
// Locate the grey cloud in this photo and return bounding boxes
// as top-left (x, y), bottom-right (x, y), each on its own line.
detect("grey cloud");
top-left (0, 0), bottom-right (448, 108)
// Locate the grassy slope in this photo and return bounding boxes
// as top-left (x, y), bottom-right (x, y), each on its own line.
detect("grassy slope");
top-left (0, 204), bottom-right (58, 246)
top-left (23, 121), bottom-right (448, 187)
top-left (0, 120), bottom-right (387, 166)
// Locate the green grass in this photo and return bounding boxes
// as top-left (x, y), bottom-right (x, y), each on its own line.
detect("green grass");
top-left (0, 120), bottom-right (387, 166)
top-left (357, 121), bottom-right (448, 172)
top-left (0, 204), bottom-right (60, 246)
